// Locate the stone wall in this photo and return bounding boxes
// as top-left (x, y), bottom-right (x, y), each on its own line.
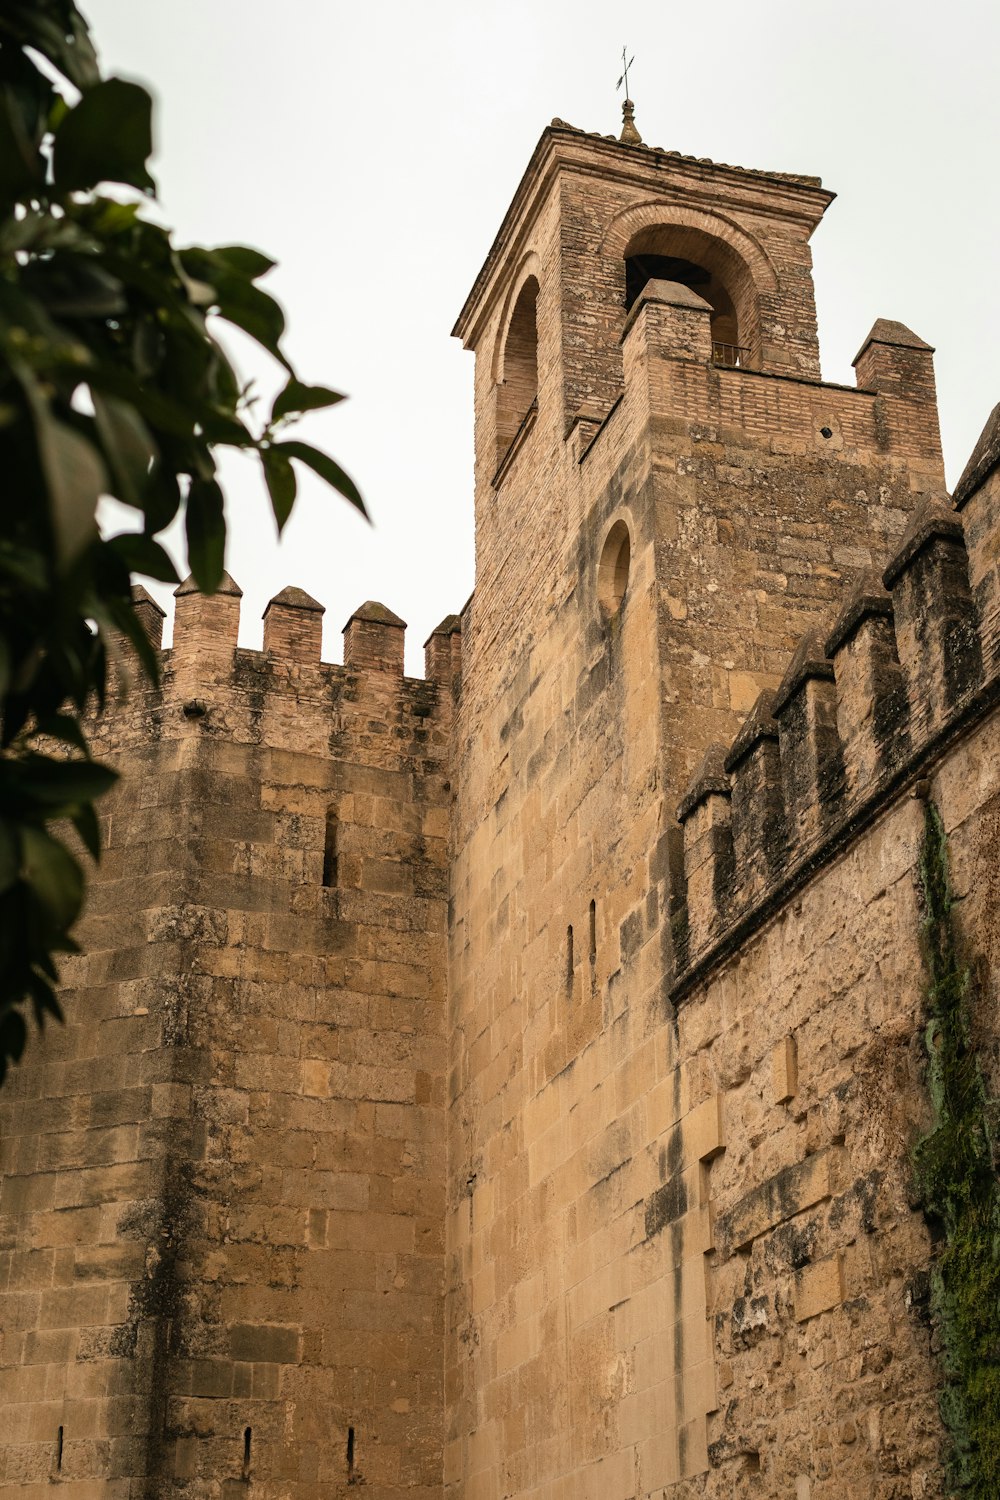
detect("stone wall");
top-left (0, 587), bottom-right (453, 1499)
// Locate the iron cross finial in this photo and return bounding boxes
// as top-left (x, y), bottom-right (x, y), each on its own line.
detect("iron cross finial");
top-left (617, 48), bottom-right (641, 144)
top-left (616, 48), bottom-right (635, 100)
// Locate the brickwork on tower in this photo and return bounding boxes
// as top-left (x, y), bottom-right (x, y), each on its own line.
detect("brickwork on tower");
top-left (2, 112), bottom-right (1000, 1500)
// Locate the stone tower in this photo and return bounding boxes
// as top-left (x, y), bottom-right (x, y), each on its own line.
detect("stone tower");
top-left (4, 113), bottom-right (1000, 1500)
top-left (0, 586), bottom-right (456, 1495)
top-left (445, 117), bottom-right (947, 1493)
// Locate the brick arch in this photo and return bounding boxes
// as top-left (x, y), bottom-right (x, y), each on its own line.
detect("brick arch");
top-left (491, 251), bottom-right (543, 386)
top-left (600, 201), bottom-right (778, 366)
top-left (599, 201), bottom-right (778, 293)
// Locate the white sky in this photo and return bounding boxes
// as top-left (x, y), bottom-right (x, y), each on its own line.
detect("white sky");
top-left (86, 0), bottom-right (1000, 675)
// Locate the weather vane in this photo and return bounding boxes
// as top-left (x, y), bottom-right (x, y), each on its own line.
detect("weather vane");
top-left (616, 47), bottom-right (641, 145)
top-left (616, 48), bottom-right (634, 101)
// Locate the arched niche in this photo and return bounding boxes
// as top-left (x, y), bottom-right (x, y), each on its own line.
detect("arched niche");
top-left (601, 204), bottom-right (776, 372)
top-left (495, 274), bottom-right (539, 466)
top-left (623, 225), bottom-right (758, 366)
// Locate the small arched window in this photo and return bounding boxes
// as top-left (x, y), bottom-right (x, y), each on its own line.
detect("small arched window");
top-left (496, 276), bottom-right (539, 467)
top-left (598, 521), bottom-right (631, 618)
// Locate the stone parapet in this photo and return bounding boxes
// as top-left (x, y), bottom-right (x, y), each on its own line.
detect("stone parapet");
top-left (674, 423), bottom-right (998, 989)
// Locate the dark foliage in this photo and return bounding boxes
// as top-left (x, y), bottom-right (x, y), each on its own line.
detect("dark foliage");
top-left (0, 0), bottom-right (362, 1080)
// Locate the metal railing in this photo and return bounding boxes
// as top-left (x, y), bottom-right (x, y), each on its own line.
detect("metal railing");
top-left (712, 341), bottom-right (751, 369)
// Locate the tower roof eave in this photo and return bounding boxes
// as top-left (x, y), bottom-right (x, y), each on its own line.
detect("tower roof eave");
top-left (451, 119), bottom-right (836, 347)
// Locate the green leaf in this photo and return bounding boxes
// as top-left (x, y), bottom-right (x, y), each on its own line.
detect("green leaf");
top-left (107, 532), bottom-right (178, 584)
top-left (262, 446), bottom-right (297, 534)
top-left (22, 257), bottom-right (125, 318)
top-left (215, 282), bottom-right (288, 368)
top-left (271, 379), bottom-right (345, 424)
top-left (179, 244), bottom-right (274, 286)
top-left (131, 318), bottom-right (164, 381)
top-left (8, 755), bottom-right (117, 808)
top-left (211, 245), bottom-right (275, 280)
top-left (7, 5), bottom-right (101, 93)
top-left (52, 78), bottom-right (155, 194)
top-left (0, 542), bottom-right (46, 592)
top-left (185, 477), bottom-right (225, 592)
top-left (81, 197), bottom-right (140, 238)
top-left (70, 801), bottom-right (101, 861)
top-left (27, 970), bottom-right (62, 1029)
top-left (87, 360), bottom-right (194, 441)
top-left (0, 820), bottom-right (18, 895)
top-left (19, 367), bottom-right (105, 567)
top-left (139, 467), bottom-right (181, 535)
top-left (21, 825), bottom-right (84, 929)
top-left (0, 1009), bottom-right (27, 1076)
top-left (275, 440), bottom-right (366, 516)
top-left (93, 391), bottom-right (158, 508)
top-left (33, 714), bottom-right (89, 754)
top-left (0, 85), bottom-right (45, 197)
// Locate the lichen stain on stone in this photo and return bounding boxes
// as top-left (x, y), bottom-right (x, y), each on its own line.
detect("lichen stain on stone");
top-left (912, 800), bottom-right (1000, 1496)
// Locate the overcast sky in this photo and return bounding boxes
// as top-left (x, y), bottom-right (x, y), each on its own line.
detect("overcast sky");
top-left (86, 0), bottom-right (1000, 674)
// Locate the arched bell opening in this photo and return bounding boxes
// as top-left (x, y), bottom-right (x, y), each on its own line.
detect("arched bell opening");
top-left (623, 226), bottom-right (760, 369)
top-left (495, 275), bottom-right (540, 468)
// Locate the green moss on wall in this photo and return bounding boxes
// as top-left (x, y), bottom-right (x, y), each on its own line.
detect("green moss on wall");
top-left (913, 801), bottom-right (1000, 1495)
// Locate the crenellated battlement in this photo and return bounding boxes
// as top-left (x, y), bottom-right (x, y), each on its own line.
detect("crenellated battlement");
top-left (117, 578), bottom-right (462, 719)
top-left (673, 407), bottom-right (1000, 993)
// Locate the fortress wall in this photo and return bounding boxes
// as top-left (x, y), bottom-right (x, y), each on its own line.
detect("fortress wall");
top-left (0, 592), bottom-right (452, 1500)
top-left (657, 464), bottom-right (1000, 1497)
top-left (665, 710), bottom-right (1000, 1500)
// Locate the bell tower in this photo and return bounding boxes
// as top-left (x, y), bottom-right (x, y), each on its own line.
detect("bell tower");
top-left (446, 115), bottom-right (946, 1496)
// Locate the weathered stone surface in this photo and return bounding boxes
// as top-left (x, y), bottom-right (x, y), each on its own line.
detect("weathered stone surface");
top-left (3, 113), bottom-right (998, 1500)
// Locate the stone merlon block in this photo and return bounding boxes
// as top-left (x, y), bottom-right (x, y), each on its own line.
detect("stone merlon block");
top-left (130, 584), bottom-right (166, 650)
top-left (852, 318), bottom-right (942, 467)
top-left (678, 744), bottom-right (734, 957)
top-left (953, 401), bottom-right (1000, 666)
top-left (773, 631), bottom-right (845, 844)
top-left (172, 570), bottom-right (242, 666)
top-left (953, 400), bottom-right (1000, 512)
top-left (678, 743), bottom-right (732, 824)
top-left (726, 690), bottom-right (786, 897)
top-left (623, 278), bottom-right (714, 366)
top-left (826, 571), bottom-right (910, 792)
top-left (424, 613), bottom-right (463, 688)
top-left (853, 318), bottom-right (934, 396)
top-left (825, 571), bottom-right (895, 657)
top-left (343, 600), bottom-right (406, 674)
top-left (884, 500), bottom-right (982, 729)
top-left (263, 584), bottom-right (325, 661)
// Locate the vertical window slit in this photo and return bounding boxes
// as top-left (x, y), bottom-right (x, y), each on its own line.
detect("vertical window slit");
top-left (56, 1426), bottom-right (64, 1472)
top-left (242, 1426), bottom-right (252, 1478)
top-left (589, 899), bottom-right (597, 962)
top-left (566, 925), bottom-right (574, 994)
top-left (346, 1425), bottom-right (355, 1477)
top-left (322, 807), bottom-right (338, 888)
